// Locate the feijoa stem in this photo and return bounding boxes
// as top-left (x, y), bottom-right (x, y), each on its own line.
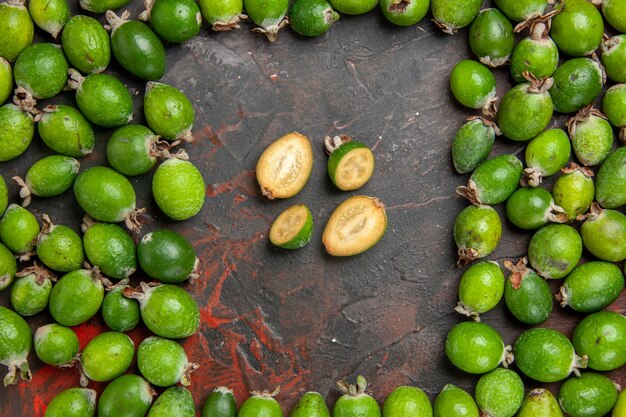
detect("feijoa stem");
top-left (504, 258), bottom-right (528, 290)
top-left (11, 176), bottom-right (31, 207)
top-left (104, 10), bottom-right (131, 32)
top-left (456, 180), bottom-right (482, 205)
top-left (13, 87), bottom-right (38, 115)
top-left (138, 0), bottom-right (153, 21)
top-left (454, 302), bottom-right (481, 321)
top-left (250, 386), bottom-right (281, 398)
top-left (252, 17), bottom-right (289, 42)
top-left (4, 359), bottom-right (31, 386)
top-left (212, 14), bottom-right (248, 31)
top-left (324, 134), bottom-right (351, 154)
top-left (180, 362), bottom-right (200, 386)
top-left (15, 263), bottom-right (56, 285)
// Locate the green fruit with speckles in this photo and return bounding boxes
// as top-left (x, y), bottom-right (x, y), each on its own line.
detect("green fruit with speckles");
top-left (80, 0), bottom-right (130, 13)
top-left (510, 22), bottom-right (559, 83)
top-left (0, 58), bottom-right (12, 104)
top-left (0, 176), bottom-right (6, 216)
top-left (203, 387), bottom-right (237, 417)
top-left (62, 15), bottom-right (110, 74)
top-left (0, 243), bottom-right (16, 291)
top-left (0, 103), bottom-right (35, 162)
top-left (29, 0), bottom-right (69, 38)
top-left (137, 229), bottom-right (198, 283)
top-left (504, 259), bottom-right (552, 325)
top-left (602, 84), bottom-right (626, 134)
top-left (379, 0), bottom-right (427, 27)
top-left (455, 261), bottom-right (504, 320)
top-left (102, 281), bottom-right (141, 332)
top-left (10, 267), bottom-right (54, 316)
top-left (83, 222), bottom-right (136, 280)
top-left (140, 0), bottom-right (202, 43)
top-left (199, 0), bottom-right (244, 29)
top-left (0, 204), bottom-right (39, 254)
top-left (44, 388), bottom-right (97, 417)
top-left (558, 373), bottom-right (618, 417)
top-left (144, 82), bottom-right (194, 141)
top-left (449, 60), bottom-right (497, 112)
top-left (493, 0), bottom-right (547, 21)
top-left (34, 324), bottom-right (79, 367)
top-left (445, 321), bottom-right (507, 374)
top-left (550, 58), bottom-right (604, 114)
top-left (431, 0), bottom-right (482, 34)
top-left (148, 386), bottom-right (195, 417)
top-left (603, 0), bottom-right (626, 33)
top-left (581, 204), bottom-right (626, 261)
top-left (433, 385), bottom-right (478, 417)
top-left (0, 0), bottom-right (33, 62)
top-left (81, 332), bottom-right (134, 383)
top-left (601, 35), bottom-right (626, 83)
top-left (506, 187), bottom-right (566, 230)
top-left (19, 156), bottom-right (80, 203)
top-left (573, 311), bottom-right (626, 371)
top-left (513, 327), bottom-right (585, 383)
top-left (37, 105), bottom-right (95, 157)
top-left (469, 9), bottom-right (514, 68)
top-left (457, 154), bottom-right (522, 205)
top-left (497, 79), bottom-right (553, 141)
top-left (451, 117), bottom-right (496, 174)
top-left (614, 390), bottom-right (626, 417)
top-left (14, 43), bottom-right (67, 99)
top-left (238, 393), bottom-right (284, 417)
top-left (454, 205), bottom-right (501, 266)
top-left (551, 0), bottom-right (603, 57)
top-left (382, 386), bottom-right (432, 417)
top-left (528, 224), bottom-right (582, 279)
top-left (475, 368), bottom-right (524, 417)
top-left (516, 389), bottom-right (563, 417)
top-left (552, 163), bottom-right (594, 221)
top-left (245, 0), bottom-right (290, 40)
top-left (332, 375), bottom-right (380, 417)
top-left (153, 158), bottom-right (205, 221)
top-left (98, 374), bottom-right (155, 417)
top-left (558, 261), bottom-right (624, 313)
top-left (37, 218), bottom-right (84, 272)
top-left (0, 305), bottom-right (32, 386)
top-left (138, 336), bottom-right (195, 387)
top-left (292, 391), bottom-right (331, 417)
top-left (291, 0), bottom-right (340, 36)
top-left (596, 145), bottom-right (626, 208)
top-left (107, 125), bottom-right (159, 176)
top-left (49, 268), bottom-right (104, 326)
top-left (567, 108), bottom-right (613, 166)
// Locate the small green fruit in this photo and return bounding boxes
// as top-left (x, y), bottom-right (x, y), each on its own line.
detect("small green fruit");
top-left (137, 336), bottom-right (197, 387)
top-left (152, 157), bottom-right (205, 221)
top-left (34, 323), bottom-right (79, 367)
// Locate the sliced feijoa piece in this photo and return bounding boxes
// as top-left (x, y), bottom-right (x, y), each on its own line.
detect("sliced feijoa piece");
top-left (326, 135), bottom-right (374, 191)
top-left (269, 204), bottom-right (313, 250)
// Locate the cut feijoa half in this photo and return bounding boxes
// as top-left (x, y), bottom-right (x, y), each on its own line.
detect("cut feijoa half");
top-left (326, 135), bottom-right (375, 191)
top-left (322, 195), bottom-right (386, 256)
top-left (256, 132), bottom-right (313, 199)
top-left (269, 204), bottom-right (313, 249)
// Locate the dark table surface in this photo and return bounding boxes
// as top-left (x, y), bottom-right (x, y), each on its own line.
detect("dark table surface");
top-left (1, 0), bottom-right (625, 415)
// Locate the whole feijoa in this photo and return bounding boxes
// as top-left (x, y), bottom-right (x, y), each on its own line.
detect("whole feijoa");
top-left (291, 391), bottom-right (330, 417)
top-left (0, 176), bottom-right (6, 216)
top-left (0, 0), bottom-right (34, 62)
top-left (558, 261), bottom-right (624, 313)
top-left (0, 58), bottom-right (12, 104)
top-left (14, 43), bottom-right (67, 99)
top-left (139, 0), bottom-right (202, 43)
top-left (449, 60), bottom-right (497, 114)
top-left (601, 35), bottom-right (626, 83)
top-left (44, 388), bottom-right (97, 417)
top-left (451, 117), bottom-right (497, 174)
top-left (558, 373), bottom-right (618, 417)
top-left (454, 205), bottom-right (501, 266)
top-left (0, 243), bottom-right (16, 291)
top-left (503, 258), bottom-right (553, 325)
top-left (445, 321), bottom-right (509, 374)
top-left (198, 0), bottom-right (245, 30)
top-left (456, 154), bottom-right (522, 205)
top-left (98, 374), bottom-right (155, 417)
top-left (83, 220), bottom-right (136, 280)
top-left (493, 0), bottom-right (547, 21)
top-left (62, 15), bottom-right (111, 74)
top-left (36, 105), bottom-right (95, 157)
top-left (144, 82), bottom-right (194, 141)
top-left (516, 389), bottom-right (563, 417)
top-left (614, 386), bottom-right (626, 417)
top-left (80, 331), bottom-right (135, 384)
top-left (148, 386), bottom-right (195, 417)
top-left (602, 84), bottom-right (626, 142)
top-left (0, 99), bottom-right (35, 162)
top-left (455, 261), bottom-right (504, 320)
top-left (10, 265), bottom-right (55, 316)
top-left (573, 311), bottom-right (626, 371)
top-left (202, 386), bottom-right (237, 417)
top-left (475, 368), bottom-right (524, 417)
top-left (549, 58), bottom-right (604, 114)
top-left (245, 0), bottom-right (290, 41)
top-left (551, 0), bottom-right (604, 57)
top-left (580, 203), bottom-right (626, 262)
top-left (48, 268), bottom-right (105, 326)
top-left (510, 20), bottom-right (559, 83)
top-left (602, 0), bottom-right (626, 33)
top-left (36, 215), bottom-right (84, 272)
top-left (382, 386), bottom-right (432, 417)
top-left (431, 0), bottom-right (482, 34)
top-left (0, 305), bottom-right (32, 386)
top-left (14, 155), bottom-right (80, 207)
top-left (552, 162), bottom-right (595, 221)
top-left (138, 336), bottom-right (197, 387)
top-left (107, 125), bottom-right (161, 177)
top-left (506, 187), bottom-right (567, 230)
top-left (332, 376), bottom-right (379, 417)
top-left (0, 204), bottom-right (40, 254)
top-left (34, 323), bottom-right (79, 367)
top-left (152, 156), bottom-right (205, 221)
top-left (595, 146), bottom-right (626, 208)
top-left (290, 0), bottom-right (339, 35)
top-left (102, 280), bottom-right (141, 332)
top-left (469, 9), bottom-right (514, 68)
top-left (28, 0), bottom-right (69, 38)
top-left (522, 128), bottom-right (571, 187)
top-left (239, 389), bottom-right (284, 417)
top-left (567, 106), bottom-right (613, 167)
top-left (433, 384), bottom-right (478, 417)
top-left (528, 224), bottom-right (582, 279)
top-left (80, 0), bottom-right (130, 12)
top-left (137, 229), bottom-right (198, 283)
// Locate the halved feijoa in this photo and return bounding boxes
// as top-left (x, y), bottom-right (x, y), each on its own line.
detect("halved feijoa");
top-left (269, 204), bottom-right (313, 250)
top-left (326, 135), bottom-right (375, 191)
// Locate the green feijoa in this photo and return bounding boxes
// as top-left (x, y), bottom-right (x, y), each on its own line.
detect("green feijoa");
top-left (469, 9), bottom-right (514, 68)
top-left (475, 368), bottom-right (524, 417)
top-left (493, 0), bottom-right (547, 22)
top-left (270, 204), bottom-right (313, 250)
top-left (203, 387), bottom-right (237, 417)
top-left (445, 321), bottom-right (509, 374)
top-left (506, 187), bottom-right (567, 230)
top-left (107, 125), bottom-right (159, 177)
top-left (106, 11), bottom-right (166, 81)
top-left (0, 101), bottom-right (35, 162)
top-left (48, 268), bottom-right (105, 326)
top-left (198, 0), bottom-right (245, 30)
top-left (549, 58), bottom-right (604, 114)
top-left (603, 84), bottom-right (626, 143)
top-left (292, 391), bottom-right (331, 417)
top-left (148, 386), bottom-right (195, 417)
top-left (0, 242), bottom-right (16, 291)
top-left (36, 105), bottom-right (96, 157)
top-left (379, 0), bottom-right (428, 27)
top-left (83, 221), bottom-right (136, 280)
top-left (0, 305), bottom-right (32, 386)
top-left (34, 323), bottom-right (79, 367)
top-left (124, 282), bottom-right (200, 338)
top-left (81, 331), bottom-right (134, 384)
top-left (332, 376), bottom-right (380, 417)
top-left (433, 384), bottom-right (478, 417)
top-left (551, 0), bottom-right (604, 57)
top-left (239, 389), bottom-right (284, 417)
top-left (138, 336), bottom-right (197, 387)
top-left (0, 57), bottom-right (12, 104)
top-left (552, 163), bottom-right (595, 221)
top-left (0, 176), bottom-right (6, 216)
top-left (382, 386), bottom-right (432, 417)
top-left (431, 0), bottom-right (482, 34)
top-left (144, 82), bottom-right (194, 141)
top-left (139, 0), bottom-right (202, 43)
top-left (327, 0), bottom-right (374, 15)
top-left (102, 280), bottom-right (141, 332)
top-left (14, 155), bottom-right (80, 207)
top-left (62, 15), bottom-right (111, 74)
top-left (0, 0), bottom-right (33, 62)
top-left (454, 205), bottom-right (501, 267)
top-left (601, 35), bottom-right (626, 83)
top-left (80, 0), bottom-right (131, 13)
top-left (137, 229), bottom-right (198, 283)
top-left (28, 0), bottom-right (69, 38)
top-left (603, 0), bottom-right (626, 33)
top-left (614, 389), bottom-right (626, 417)
top-left (596, 146), bottom-right (626, 208)
top-left (503, 258), bottom-right (553, 325)
top-left (449, 60), bottom-right (497, 113)
top-left (516, 389), bottom-right (563, 417)
top-left (36, 216), bottom-right (84, 272)
top-left (152, 157), bottom-right (205, 221)
top-left (558, 373), bottom-right (618, 417)
top-left (567, 107), bottom-right (613, 166)
top-left (44, 388), bottom-right (96, 417)
top-left (10, 265), bottom-right (55, 316)
top-left (573, 311), bottom-right (626, 371)
top-left (581, 203), bottom-right (626, 261)
top-left (0, 204), bottom-right (40, 254)
top-left (451, 117), bottom-right (497, 174)
top-left (561, 261), bottom-right (624, 313)
top-left (326, 136), bottom-right (374, 191)
top-left (74, 166), bottom-right (143, 231)
top-left (455, 261), bottom-right (504, 320)
top-left (291, 0), bottom-right (339, 37)
top-left (98, 374), bottom-right (155, 417)
top-left (528, 224), bottom-right (582, 279)
top-left (496, 77), bottom-right (553, 142)
top-left (513, 327), bottom-right (586, 383)
top-left (456, 154), bottom-right (523, 205)
top-left (510, 20), bottom-right (559, 83)
top-left (68, 70), bottom-right (134, 128)
top-left (244, 0), bottom-right (289, 40)
top-left (14, 43), bottom-right (67, 99)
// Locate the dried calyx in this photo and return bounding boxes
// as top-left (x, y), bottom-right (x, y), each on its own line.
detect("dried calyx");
top-left (523, 71), bottom-right (553, 94)
top-left (12, 87), bottom-right (38, 115)
top-left (252, 17), bottom-right (289, 43)
top-left (250, 386), bottom-right (281, 398)
top-left (566, 105), bottom-right (608, 137)
top-left (212, 14), bottom-right (248, 31)
top-left (15, 263), bottom-right (57, 286)
top-left (104, 10), bottom-right (131, 32)
top-left (336, 375), bottom-right (368, 396)
top-left (324, 134), bottom-right (351, 154)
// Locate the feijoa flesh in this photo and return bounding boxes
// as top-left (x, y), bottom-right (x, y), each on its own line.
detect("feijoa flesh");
top-left (269, 204), bottom-right (313, 250)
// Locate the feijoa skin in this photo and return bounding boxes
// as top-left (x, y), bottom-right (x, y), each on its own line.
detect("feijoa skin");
top-left (451, 117), bottom-right (497, 174)
top-left (36, 216), bottom-right (84, 272)
top-left (603, 0), bottom-right (626, 33)
top-left (292, 391), bottom-right (331, 417)
top-left (513, 327), bottom-right (586, 383)
top-left (80, 0), bottom-right (130, 13)
top-left (503, 258), bottom-right (553, 325)
top-left (332, 376), bottom-right (380, 417)
top-left (455, 261), bottom-right (504, 320)
top-left (602, 84), bottom-right (626, 138)
top-left (552, 163), bottom-right (594, 221)
top-left (506, 187), bottom-right (566, 230)
top-left (567, 107), bottom-right (614, 166)
top-left (469, 9), bottom-right (514, 68)
top-left (573, 311), bottom-right (626, 371)
top-left (245, 0), bottom-right (290, 40)
top-left (558, 373), bottom-right (618, 417)
top-left (0, 243), bottom-right (16, 291)
top-left (0, 57), bottom-right (12, 104)
top-left (238, 391), bottom-right (284, 417)
top-left (152, 157), bottom-right (205, 221)
top-left (37, 105), bottom-right (96, 158)
top-left (596, 147), bottom-right (626, 208)
top-left (139, 0), bottom-right (202, 43)
top-left (445, 321), bottom-right (509, 374)
top-left (202, 386), bottom-right (237, 417)
top-left (0, 204), bottom-right (40, 254)
top-left (510, 21), bottom-right (559, 83)
top-left (10, 265), bottom-right (54, 316)
top-left (601, 35), bottom-right (626, 83)
top-left (144, 82), bottom-right (194, 142)
top-left (14, 155), bottom-right (80, 207)
top-left (614, 390), bottom-right (626, 417)
top-left (581, 204), bottom-right (626, 261)
top-left (81, 331), bottom-right (134, 385)
top-left (456, 154), bottom-right (523, 206)
top-left (62, 15), bottom-right (111, 74)
top-left (0, 0), bottom-right (33, 63)
top-left (493, 0), bottom-right (547, 22)
top-left (44, 388), bottom-right (97, 417)
top-left (516, 389), bottom-right (563, 417)
top-left (454, 205), bottom-right (502, 266)
top-left (382, 386), bottom-right (432, 417)
top-left (522, 128), bottom-right (571, 187)
top-left (98, 374), bottom-right (155, 417)
top-left (14, 43), bottom-right (68, 99)
top-left (0, 305), bottom-right (32, 386)
top-left (379, 0), bottom-right (427, 27)
top-left (549, 58), bottom-right (604, 114)
top-left (449, 60), bottom-right (497, 114)
top-left (433, 384), bottom-right (478, 417)
top-left (475, 368), bottom-right (524, 417)
top-left (138, 336), bottom-right (196, 387)
top-left (326, 136), bottom-right (375, 191)
top-left (148, 386), bottom-right (195, 417)
top-left (28, 0), bottom-right (69, 38)
top-left (83, 221), bottom-right (136, 280)
top-left (431, 0), bottom-right (482, 35)
top-left (107, 125), bottom-right (160, 176)
top-left (558, 261), bottom-right (624, 313)
top-left (198, 0), bottom-right (245, 30)
top-left (0, 176), bottom-right (6, 216)
top-left (102, 280), bottom-right (141, 332)
top-left (528, 224), bottom-right (582, 279)
top-left (48, 268), bottom-right (105, 326)
top-left (0, 102), bottom-right (35, 162)
top-left (34, 323), bottom-right (79, 367)
top-left (551, 0), bottom-right (604, 57)
top-left (138, 229), bottom-right (198, 284)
